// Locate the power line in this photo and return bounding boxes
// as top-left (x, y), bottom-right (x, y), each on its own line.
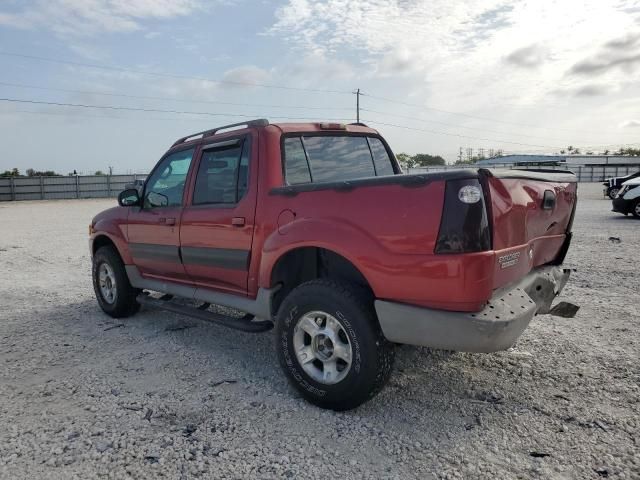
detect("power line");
top-left (1, 50), bottom-right (629, 141)
top-left (364, 119), bottom-right (557, 149)
top-left (0, 81), bottom-right (353, 111)
top-left (0, 108), bottom-right (210, 122)
top-left (0, 51), bottom-right (352, 95)
top-left (360, 92), bottom-right (617, 136)
top-left (361, 108), bottom-right (580, 143)
top-left (0, 97), bottom-right (353, 121)
top-left (0, 108), bottom-right (354, 124)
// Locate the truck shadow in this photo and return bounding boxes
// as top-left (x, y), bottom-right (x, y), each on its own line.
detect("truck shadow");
top-left (42, 298), bottom-right (514, 449)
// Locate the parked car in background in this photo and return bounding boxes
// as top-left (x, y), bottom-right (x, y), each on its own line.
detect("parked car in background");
top-left (89, 119), bottom-right (578, 410)
top-left (603, 170), bottom-right (640, 199)
top-left (612, 177), bottom-right (640, 218)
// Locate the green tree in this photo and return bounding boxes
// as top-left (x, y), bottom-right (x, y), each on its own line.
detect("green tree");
top-left (411, 153), bottom-right (446, 166)
top-left (26, 168), bottom-right (60, 176)
top-left (396, 153), bottom-right (414, 169)
top-left (1, 168), bottom-right (20, 177)
top-left (94, 170), bottom-right (105, 176)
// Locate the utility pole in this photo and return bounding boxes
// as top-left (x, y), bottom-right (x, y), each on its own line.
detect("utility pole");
top-left (458, 147), bottom-right (463, 163)
top-left (354, 88), bottom-right (361, 123)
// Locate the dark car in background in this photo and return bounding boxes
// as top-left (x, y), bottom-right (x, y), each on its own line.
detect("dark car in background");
top-left (603, 170), bottom-right (640, 199)
top-left (612, 177), bottom-right (640, 218)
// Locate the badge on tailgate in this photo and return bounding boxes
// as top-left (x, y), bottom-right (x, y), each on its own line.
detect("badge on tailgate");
top-left (498, 251), bottom-right (521, 269)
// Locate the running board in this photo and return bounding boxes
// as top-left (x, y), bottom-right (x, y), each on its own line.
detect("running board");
top-left (136, 293), bottom-right (273, 333)
top-left (125, 265), bottom-right (278, 320)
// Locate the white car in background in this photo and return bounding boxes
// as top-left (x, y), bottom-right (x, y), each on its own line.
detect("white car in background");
top-left (612, 177), bottom-right (640, 218)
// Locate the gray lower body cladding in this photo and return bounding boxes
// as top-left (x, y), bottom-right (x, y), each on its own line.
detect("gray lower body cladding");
top-left (125, 265), bottom-right (276, 320)
top-left (375, 266), bottom-right (571, 353)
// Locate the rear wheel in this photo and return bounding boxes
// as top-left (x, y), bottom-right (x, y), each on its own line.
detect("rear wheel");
top-left (632, 199), bottom-right (640, 218)
top-left (92, 246), bottom-right (140, 318)
top-left (275, 279), bottom-right (394, 410)
top-left (608, 187), bottom-right (620, 199)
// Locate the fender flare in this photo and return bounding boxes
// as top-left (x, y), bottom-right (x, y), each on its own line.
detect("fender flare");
top-left (90, 224), bottom-right (132, 264)
top-left (258, 217), bottom-right (386, 294)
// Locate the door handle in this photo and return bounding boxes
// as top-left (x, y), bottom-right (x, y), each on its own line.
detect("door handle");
top-left (159, 217), bottom-right (176, 226)
top-left (232, 217), bottom-right (245, 227)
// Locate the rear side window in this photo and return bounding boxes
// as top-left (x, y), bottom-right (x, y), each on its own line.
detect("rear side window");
top-left (368, 137), bottom-right (395, 176)
top-left (192, 139), bottom-right (249, 205)
top-left (284, 137), bottom-right (312, 185)
top-left (283, 135), bottom-right (395, 185)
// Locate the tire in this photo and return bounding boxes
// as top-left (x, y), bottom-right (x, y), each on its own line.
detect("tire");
top-left (608, 187), bottom-right (620, 199)
top-left (632, 199), bottom-right (640, 219)
top-left (92, 245), bottom-right (141, 318)
top-left (275, 279), bottom-right (394, 410)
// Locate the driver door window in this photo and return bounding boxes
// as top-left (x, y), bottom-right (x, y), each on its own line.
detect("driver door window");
top-left (127, 147), bottom-right (194, 282)
top-left (144, 148), bottom-right (194, 208)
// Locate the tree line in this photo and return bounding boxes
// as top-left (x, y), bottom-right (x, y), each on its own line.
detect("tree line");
top-left (396, 153), bottom-right (446, 169)
top-left (0, 168), bottom-right (108, 177)
top-left (3, 145), bottom-right (640, 177)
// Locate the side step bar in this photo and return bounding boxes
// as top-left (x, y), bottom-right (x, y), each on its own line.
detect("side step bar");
top-left (136, 293), bottom-right (273, 333)
top-left (125, 265), bottom-right (278, 320)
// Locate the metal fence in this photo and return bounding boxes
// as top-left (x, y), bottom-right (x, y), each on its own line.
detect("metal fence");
top-left (407, 164), bottom-right (639, 182)
top-left (0, 163), bottom-right (637, 201)
top-left (0, 174), bottom-right (147, 202)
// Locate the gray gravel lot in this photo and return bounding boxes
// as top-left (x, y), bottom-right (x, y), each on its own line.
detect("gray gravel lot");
top-left (0, 183), bottom-right (638, 479)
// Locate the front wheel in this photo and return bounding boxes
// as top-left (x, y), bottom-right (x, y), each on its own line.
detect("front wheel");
top-left (608, 187), bottom-right (620, 199)
top-left (275, 279), bottom-right (394, 410)
top-left (632, 199), bottom-right (640, 219)
top-left (92, 245), bottom-right (140, 318)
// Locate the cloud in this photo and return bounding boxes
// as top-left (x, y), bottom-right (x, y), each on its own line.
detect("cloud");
top-left (604, 32), bottom-right (640, 50)
top-left (504, 44), bottom-right (549, 68)
top-left (375, 48), bottom-right (421, 77)
top-left (574, 84), bottom-right (612, 97)
top-left (569, 31), bottom-right (640, 75)
top-left (570, 53), bottom-right (640, 75)
top-left (0, 12), bottom-right (33, 28)
top-left (550, 83), bottom-right (614, 98)
top-left (620, 119), bottom-right (640, 128)
top-left (282, 51), bottom-right (355, 80)
top-left (269, 0), bottom-right (516, 70)
top-left (0, 0), bottom-right (204, 36)
top-left (221, 66), bottom-right (272, 87)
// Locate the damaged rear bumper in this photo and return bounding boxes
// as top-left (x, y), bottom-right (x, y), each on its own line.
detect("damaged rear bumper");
top-left (375, 266), bottom-right (571, 353)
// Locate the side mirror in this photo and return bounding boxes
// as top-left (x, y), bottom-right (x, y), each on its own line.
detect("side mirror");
top-left (118, 188), bottom-right (141, 207)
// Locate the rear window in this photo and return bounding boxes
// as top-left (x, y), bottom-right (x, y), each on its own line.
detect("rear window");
top-left (283, 135), bottom-right (395, 185)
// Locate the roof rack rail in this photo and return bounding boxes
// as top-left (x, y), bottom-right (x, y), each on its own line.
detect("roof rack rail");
top-left (172, 119), bottom-right (269, 147)
top-left (349, 122), bottom-right (368, 127)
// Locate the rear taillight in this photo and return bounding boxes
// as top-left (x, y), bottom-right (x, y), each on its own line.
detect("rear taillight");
top-left (435, 179), bottom-right (491, 254)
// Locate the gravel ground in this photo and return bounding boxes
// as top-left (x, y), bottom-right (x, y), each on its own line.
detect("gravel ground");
top-left (0, 183), bottom-right (638, 479)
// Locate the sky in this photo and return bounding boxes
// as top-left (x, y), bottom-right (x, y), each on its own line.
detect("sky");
top-left (1, 0), bottom-right (640, 173)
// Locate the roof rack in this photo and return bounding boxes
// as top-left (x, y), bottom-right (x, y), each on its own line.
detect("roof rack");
top-left (172, 119), bottom-right (269, 147)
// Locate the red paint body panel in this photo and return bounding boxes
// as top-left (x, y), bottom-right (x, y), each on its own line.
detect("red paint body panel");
top-left (90, 122), bottom-right (577, 314)
top-left (91, 206), bottom-right (132, 263)
top-left (179, 130), bottom-right (260, 295)
top-left (127, 205), bottom-right (189, 281)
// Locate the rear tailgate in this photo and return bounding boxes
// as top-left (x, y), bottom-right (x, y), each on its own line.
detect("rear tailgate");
top-left (481, 169), bottom-right (577, 290)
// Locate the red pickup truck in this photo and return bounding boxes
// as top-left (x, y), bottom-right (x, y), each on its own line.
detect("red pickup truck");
top-left (89, 119), bottom-right (577, 410)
